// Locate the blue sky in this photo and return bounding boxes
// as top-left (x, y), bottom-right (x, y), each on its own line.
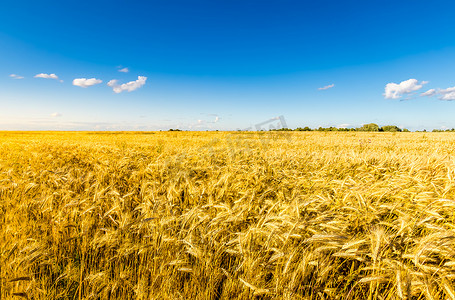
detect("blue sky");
top-left (2, 0), bottom-right (455, 131)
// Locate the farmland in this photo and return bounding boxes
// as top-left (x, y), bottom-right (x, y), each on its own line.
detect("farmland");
top-left (2, 131), bottom-right (455, 299)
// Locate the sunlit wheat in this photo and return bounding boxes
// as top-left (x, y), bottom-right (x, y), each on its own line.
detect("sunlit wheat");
top-left (1, 131), bottom-right (455, 299)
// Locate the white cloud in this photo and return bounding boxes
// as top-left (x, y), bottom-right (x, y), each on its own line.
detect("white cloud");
top-left (337, 123), bottom-right (350, 129)
top-left (384, 79), bottom-right (426, 99)
top-left (34, 73), bottom-right (59, 80)
top-left (107, 76), bottom-right (147, 93)
top-left (72, 78), bottom-right (103, 88)
top-left (107, 79), bottom-right (118, 86)
top-left (118, 67), bottom-right (129, 73)
top-left (9, 74), bottom-right (24, 79)
top-left (421, 89), bottom-right (437, 97)
top-left (439, 87), bottom-right (455, 101)
top-left (51, 112), bottom-right (62, 117)
top-left (318, 84), bottom-right (335, 90)
top-left (420, 86), bottom-right (455, 100)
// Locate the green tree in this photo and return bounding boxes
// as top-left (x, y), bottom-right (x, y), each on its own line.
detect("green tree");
top-left (295, 126), bottom-right (312, 131)
top-left (357, 123), bottom-right (379, 132)
top-left (381, 125), bottom-right (402, 132)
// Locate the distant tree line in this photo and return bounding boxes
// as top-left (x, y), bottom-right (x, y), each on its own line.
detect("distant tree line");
top-left (271, 123), bottom-right (410, 132)
top-left (432, 128), bottom-right (455, 132)
top-left (165, 124), bottom-right (455, 132)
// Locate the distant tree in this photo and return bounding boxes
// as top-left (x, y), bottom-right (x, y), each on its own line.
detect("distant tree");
top-left (357, 123), bottom-right (379, 132)
top-left (402, 128), bottom-right (410, 132)
top-left (271, 128), bottom-right (292, 131)
top-left (381, 125), bottom-right (402, 132)
top-left (294, 126), bottom-right (313, 131)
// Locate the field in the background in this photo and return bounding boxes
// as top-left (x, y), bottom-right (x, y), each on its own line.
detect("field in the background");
top-left (2, 131), bottom-right (455, 299)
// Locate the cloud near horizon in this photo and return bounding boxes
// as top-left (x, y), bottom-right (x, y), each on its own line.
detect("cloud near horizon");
top-left (34, 73), bottom-right (59, 80)
top-left (384, 79), bottom-right (426, 99)
top-left (318, 84), bottom-right (335, 90)
top-left (9, 74), bottom-right (24, 79)
top-left (72, 78), bottom-right (103, 88)
top-left (107, 76), bottom-right (147, 93)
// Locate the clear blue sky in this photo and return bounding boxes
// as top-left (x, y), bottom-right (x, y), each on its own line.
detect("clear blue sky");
top-left (2, 0), bottom-right (455, 130)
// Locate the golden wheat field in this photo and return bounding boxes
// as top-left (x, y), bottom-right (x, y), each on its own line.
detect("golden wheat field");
top-left (2, 131), bottom-right (455, 299)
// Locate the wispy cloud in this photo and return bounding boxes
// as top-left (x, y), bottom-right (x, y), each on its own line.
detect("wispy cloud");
top-left (439, 87), bottom-right (455, 101)
top-left (421, 89), bottom-right (437, 97)
top-left (50, 112), bottom-right (62, 117)
top-left (107, 76), bottom-right (147, 93)
top-left (72, 78), bottom-right (103, 88)
top-left (337, 123), bottom-right (350, 129)
top-left (384, 79), bottom-right (426, 99)
top-left (318, 84), bottom-right (335, 90)
top-left (199, 113), bottom-right (221, 124)
top-left (9, 74), bottom-right (24, 79)
top-left (118, 67), bottom-right (129, 73)
top-left (0, 117), bottom-right (168, 131)
top-left (34, 73), bottom-right (59, 80)
top-left (420, 86), bottom-right (455, 100)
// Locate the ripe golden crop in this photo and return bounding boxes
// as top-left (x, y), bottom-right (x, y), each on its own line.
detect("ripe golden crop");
top-left (1, 131), bottom-right (455, 299)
